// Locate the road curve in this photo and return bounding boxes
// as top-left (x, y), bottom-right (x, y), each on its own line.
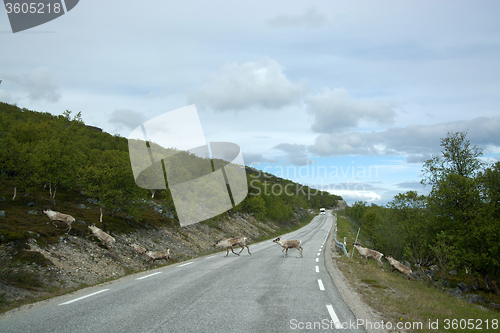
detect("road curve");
top-left (0, 211), bottom-right (365, 332)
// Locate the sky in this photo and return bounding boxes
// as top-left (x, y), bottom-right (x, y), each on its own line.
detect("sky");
top-left (1, 0), bottom-right (499, 206)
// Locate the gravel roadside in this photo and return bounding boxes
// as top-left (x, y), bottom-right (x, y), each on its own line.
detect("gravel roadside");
top-left (324, 217), bottom-right (387, 333)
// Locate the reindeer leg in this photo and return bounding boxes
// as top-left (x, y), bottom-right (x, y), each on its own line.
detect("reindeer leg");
top-left (247, 245), bottom-right (251, 255)
top-left (225, 248), bottom-right (229, 257)
top-left (237, 245), bottom-right (244, 255)
top-left (297, 246), bottom-right (303, 258)
top-left (231, 246), bottom-right (239, 256)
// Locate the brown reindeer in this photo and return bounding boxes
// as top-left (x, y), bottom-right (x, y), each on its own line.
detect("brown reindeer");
top-left (386, 255), bottom-right (413, 280)
top-left (273, 237), bottom-right (303, 258)
top-left (43, 209), bottom-right (75, 234)
top-left (353, 243), bottom-right (384, 266)
top-left (214, 237), bottom-right (251, 257)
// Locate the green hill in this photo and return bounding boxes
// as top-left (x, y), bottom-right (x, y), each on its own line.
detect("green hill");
top-left (0, 102), bottom-right (341, 312)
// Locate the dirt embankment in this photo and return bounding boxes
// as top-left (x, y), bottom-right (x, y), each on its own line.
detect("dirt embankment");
top-left (0, 212), bottom-right (295, 311)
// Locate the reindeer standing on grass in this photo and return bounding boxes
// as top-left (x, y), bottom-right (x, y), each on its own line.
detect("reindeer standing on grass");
top-left (43, 209), bottom-right (75, 234)
top-left (353, 243), bottom-right (384, 266)
top-left (386, 255), bottom-right (413, 281)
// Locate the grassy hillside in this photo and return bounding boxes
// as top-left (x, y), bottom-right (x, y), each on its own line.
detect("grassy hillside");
top-left (0, 102), bottom-right (341, 312)
top-left (333, 214), bottom-right (499, 332)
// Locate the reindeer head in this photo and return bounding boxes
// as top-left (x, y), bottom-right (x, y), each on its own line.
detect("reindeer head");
top-left (272, 237), bottom-right (281, 243)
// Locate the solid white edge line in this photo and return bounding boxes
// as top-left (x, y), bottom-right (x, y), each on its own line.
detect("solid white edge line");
top-left (318, 279), bottom-right (325, 291)
top-left (179, 262), bottom-right (193, 267)
top-left (326, 304), bottom-right (342, 329)
top-left (136, 272), bottom-right (162, 280)
top-left (316, 266), bottom-right (319, 273)
top-left (59, 289), bottom-right (109, 305)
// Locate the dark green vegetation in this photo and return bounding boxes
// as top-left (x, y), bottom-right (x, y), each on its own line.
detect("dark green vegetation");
top-left (335, 216), bottom-right (499, 333)
top-left (340, 131), bottom-right (500, 306)
top-left (0, 101), bottom-right (340, 238)
top-left (0, 102), bottom-right (340, 311)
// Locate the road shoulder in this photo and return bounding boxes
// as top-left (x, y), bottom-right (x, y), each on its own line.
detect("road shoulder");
top-left (324, 221), bottom-right (386, 333)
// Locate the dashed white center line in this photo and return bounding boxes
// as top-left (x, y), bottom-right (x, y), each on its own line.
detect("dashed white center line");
top-left (317, 252), bottom-right (321, 256)
top-left (319, 248), bottom-right (322, 252)
top-left (136, 272), bottom-right (162, 280)
top-left (315, 266), bottom-right (319, 273)
top-left (316, 258), bottom-right (319, 262)
top-left (179, 262), bottom-right (193, 267)
top-left (326, 304), bottom-right (342, 329)
top-left (59, 289), bottom-right (109, 305)
top-left (318, 279), bottom-right (325, 291)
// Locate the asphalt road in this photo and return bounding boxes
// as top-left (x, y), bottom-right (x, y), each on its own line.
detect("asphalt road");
top-left (0, 211), bottom-right (366, 332)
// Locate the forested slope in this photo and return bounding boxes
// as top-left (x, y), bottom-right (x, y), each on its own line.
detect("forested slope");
top-left (0, 102), bottom-right (341, 312)
top-left (341, 131), bottom-right (500, 301)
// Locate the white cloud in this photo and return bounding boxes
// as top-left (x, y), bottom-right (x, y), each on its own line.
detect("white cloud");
top-left (188, 58), bottom-right (307, 111)
top-left (310, 116), bottom-right (500, 161)
top-left (310, 131), bottom-right (379, 156)
top-left (266, 8), bottom-right (327, 29)
top-left (5, 67), bottom-right (60, 103)
top-left (109, 109), bottom-right (146, 131)
top-left (273, 143), bottom-right (314, 166)
top-left (306, 88), bottom-right (399, 132)
top-left (328, 188), bottom-right (382, 204)
top-left (242, 152), bottom-right (279, 166)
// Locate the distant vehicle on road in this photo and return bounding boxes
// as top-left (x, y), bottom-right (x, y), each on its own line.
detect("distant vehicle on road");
top-left (320, 208), bottom-right (326, 215)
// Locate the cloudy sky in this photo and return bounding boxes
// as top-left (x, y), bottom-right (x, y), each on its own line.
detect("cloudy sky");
top-left (1, 1), bottom-right (499, 205)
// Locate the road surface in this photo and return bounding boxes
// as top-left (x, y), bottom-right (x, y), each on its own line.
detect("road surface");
top-left (0, 211), bottom-right (365, 332)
